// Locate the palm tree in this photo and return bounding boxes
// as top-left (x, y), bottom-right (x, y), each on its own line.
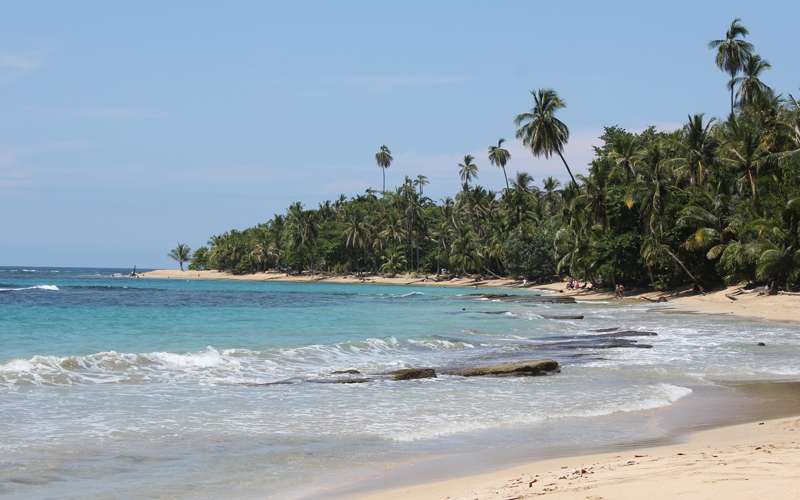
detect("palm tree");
top-left (723, 117), bottom-right (771, 208)
top-left (488, 138), bottom-right (511, 190)
top-left (682, 113), bottom-right (717, 186)
top-left (375, 145), bottom-right (393, 193)
top-left (414, 174), bottom-right (429, 196)
top-left (169, 243), bottom-right (192, 271)
top-left (514, 88), bottom-right (577, 186)
top-left (709, 18), bottom-right (754, 114)
top-left (732, 54), bottom-right (772, 108)
top-left (458, 154), bottom-right (478, 190)
top-left (608, 133), bottom-right (641, 181)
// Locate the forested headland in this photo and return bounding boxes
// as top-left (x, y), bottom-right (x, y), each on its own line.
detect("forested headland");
top-left (175, 19), bottom-right (800, 292)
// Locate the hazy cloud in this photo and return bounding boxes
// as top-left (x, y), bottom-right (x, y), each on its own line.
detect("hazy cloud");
top-left (0, 53), bottom-right (41, 81)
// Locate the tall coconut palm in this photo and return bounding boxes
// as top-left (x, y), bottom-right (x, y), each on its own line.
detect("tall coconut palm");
top-left (168, 243), bottom-right (192, 271)
top-left (732, 54), bottom-right (772, 108)
top-left (458, 154), bottom-right (478, 190)
top-left (414, 174), bottom-right (429, 196)
top-left (487, 138), bottom-right (511, 190)
top-left (709, 18), bottom-right (754, 114)
top-left (375, 145), bottom-right (393, 193)
top-left (514, 88), bottom-right (577, 186)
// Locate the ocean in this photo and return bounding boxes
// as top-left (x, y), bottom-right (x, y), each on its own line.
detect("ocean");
top-left (1, 266), bottom-right (799, 498)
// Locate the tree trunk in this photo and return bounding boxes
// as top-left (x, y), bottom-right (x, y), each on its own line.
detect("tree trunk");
top-left (382, 168), bottom-right (386, 194)
top-left (730, 84), bottom-right (735, 115)
top-left (556, 150), bottom-right (578, 186)
top-left (747, 167), bottom-right (758, 208)
top-left (502, 167), bottom-right (509, 191)
top-left (664, 247), bottom-right (704, 293)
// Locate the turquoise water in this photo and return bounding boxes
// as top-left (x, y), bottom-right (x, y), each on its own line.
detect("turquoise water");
top-left (2, 267), bottom-right (800, 498)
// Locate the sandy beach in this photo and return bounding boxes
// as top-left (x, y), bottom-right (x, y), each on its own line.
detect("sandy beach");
top-left (533, 281), bottom-right (800, 324)
top-left (143, 270), bottom-right (800, 324)
top-left (141, 269), bottom-right (522, 288)
top-left (360, 416), bottom-right (800, 500)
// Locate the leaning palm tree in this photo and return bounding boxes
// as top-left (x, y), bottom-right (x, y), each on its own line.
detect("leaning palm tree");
top-left (514, 88), bottom-right (577, 186)
top-left (709, 18), bottom-right (753, 114)
top-left (375, 145), bottom-right (393, 193)
top-left (487, 138), bottom-right (511, 190)
top-left (732, 53), bottom-right (772, 108)
top-left (458, 154), bottom-right (478, 190)
top-left (168, 243), bottom-right (192, 271)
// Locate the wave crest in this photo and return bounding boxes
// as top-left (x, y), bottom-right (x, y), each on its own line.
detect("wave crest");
top-left (0, 336), bottom-right (476, 389)
top-left (0, 284), bottom-right (59, 292)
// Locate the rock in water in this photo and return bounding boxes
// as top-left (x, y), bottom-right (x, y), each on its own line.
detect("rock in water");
top-left (541, 314), bottom-right (584, 320)
top-left (331, 369), bottom-right (362, 375)
top-left (446, 359), bottom-right (560, 377)
top-left (388, 368), bottom-right (437, 380)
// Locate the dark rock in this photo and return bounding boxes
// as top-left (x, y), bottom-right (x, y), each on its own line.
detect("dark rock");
top-left (757, 342), bottom-right (766, 346)
top-left (471, 293), bottom-right (576, 304)
top-left (310, 377), bottom-right (372, 384)
top-left (445, 359), bottom-right (560, 377)
top-left (542, 331), bottom-right (657, 341)
top-left (388, 368), bottom-right (437, 380)
top-left (541, 314), bottom-right (584, 320)
top-left (591, 327), bottom-right (619, 332)
top-left (331, 369), bottom-right (361, 375)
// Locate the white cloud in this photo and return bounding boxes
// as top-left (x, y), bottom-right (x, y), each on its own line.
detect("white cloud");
top-left (0, 53), bottom-right (41, 81)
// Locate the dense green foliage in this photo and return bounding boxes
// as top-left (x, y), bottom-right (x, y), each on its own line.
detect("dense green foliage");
top-left (188, 20), bottom-right (800, 291)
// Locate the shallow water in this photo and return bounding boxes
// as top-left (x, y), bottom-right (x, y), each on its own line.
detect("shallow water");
top-left (1, 267), bottom-right (799, 498)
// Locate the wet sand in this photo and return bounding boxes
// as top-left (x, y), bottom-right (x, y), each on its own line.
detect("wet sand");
top-left (351, 381), bottom-right (800, 500)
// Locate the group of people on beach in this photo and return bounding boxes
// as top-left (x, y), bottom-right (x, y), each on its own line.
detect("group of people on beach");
top-left (566, 277), bottom-right (592, 290)
top-left (566, 277), bottom-right (625, 299)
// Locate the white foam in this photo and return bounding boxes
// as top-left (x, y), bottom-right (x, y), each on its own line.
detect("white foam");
top-left (0, 284), bottom-right (59, 292)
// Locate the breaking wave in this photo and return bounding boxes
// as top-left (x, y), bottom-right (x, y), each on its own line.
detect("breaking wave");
top-left (0, 336), bottom-right (476, 389)
top-left (0, 284), bottom-right (59, 292)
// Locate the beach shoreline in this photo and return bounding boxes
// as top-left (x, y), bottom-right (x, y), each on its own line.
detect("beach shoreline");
top-left (142, 269), bottom-right (800, 324)
top-left (355, 415), bottom-right (800, 500)
top-left (344, 381), bottom-right (800, 500)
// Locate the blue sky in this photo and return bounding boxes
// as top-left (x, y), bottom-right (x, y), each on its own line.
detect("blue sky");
top-left (2, 1), bottom-right (799, 267)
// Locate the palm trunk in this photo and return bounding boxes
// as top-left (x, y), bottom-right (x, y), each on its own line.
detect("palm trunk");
top-left (502, 167), bottom-right (509, 191)
top-left (664, 247), bottom-right (704, 292)
top-left (730, 84), bottom-right (735, 115)
top-left (556, 150), bottom-right (578, 186)
top-left (382, 168), bottom-right (386, 194)
top-left (747, 167), bottom-right (758, 208)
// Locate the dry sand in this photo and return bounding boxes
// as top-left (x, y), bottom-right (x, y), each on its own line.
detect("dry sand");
top-left (360, 416), bottom-right (800, 500)
top-left (533, 282), bottom-right (800, 324)
top-left (141, 269), bottom-right (521, 288)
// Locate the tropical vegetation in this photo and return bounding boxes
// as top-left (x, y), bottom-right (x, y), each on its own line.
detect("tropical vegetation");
top-left (186, 20), bottom-right (800, 292)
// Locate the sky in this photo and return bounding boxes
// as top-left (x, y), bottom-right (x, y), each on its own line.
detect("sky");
top-left (2, 1), bottom-right (799, 268)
